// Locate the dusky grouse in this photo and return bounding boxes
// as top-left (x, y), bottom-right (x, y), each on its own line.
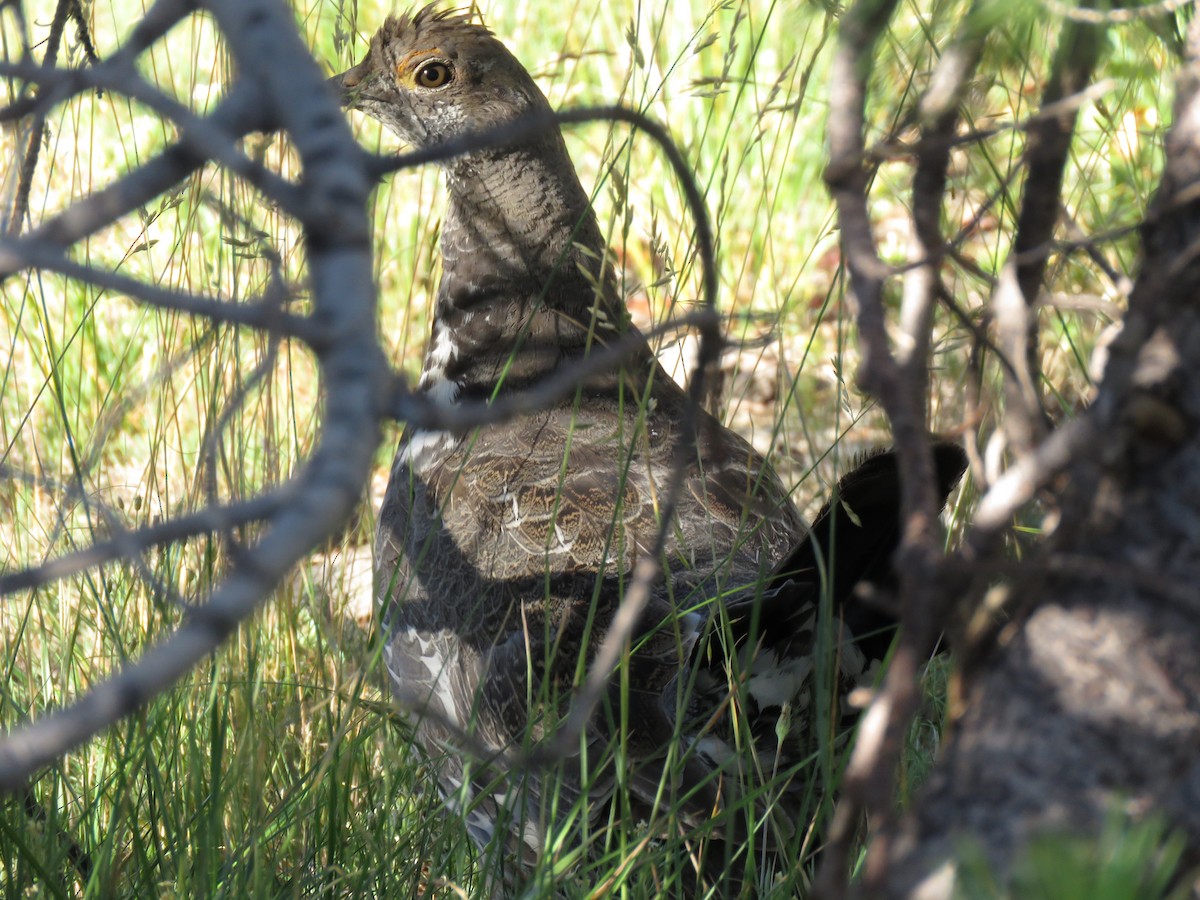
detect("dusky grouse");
top-left (333, 7), bottom-right (965, 896)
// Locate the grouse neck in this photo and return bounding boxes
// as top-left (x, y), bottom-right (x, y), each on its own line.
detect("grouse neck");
top-left (421, 139), bottom-right (633, 401)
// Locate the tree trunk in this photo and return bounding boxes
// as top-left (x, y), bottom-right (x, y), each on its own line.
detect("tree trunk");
top-left (881, 24), bottom-right (1200, 897)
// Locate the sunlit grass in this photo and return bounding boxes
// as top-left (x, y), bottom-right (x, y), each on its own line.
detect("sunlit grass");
top-left (0, 0), bottom-right (1174, 895)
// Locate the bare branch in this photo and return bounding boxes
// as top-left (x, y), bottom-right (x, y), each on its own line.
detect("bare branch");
top-left (387, 311), bottom-right (717, 431)
top-left (881, 14), bottom-right (1200, 895)
top-left (199, 333), bottom-right (282, 561)
top-left (5, 58), bottom-right (302, 211)
top-left (0, 491), bottom-right (289, 599)
top-left (372, 99), bottom-right (726, 763)
top-left (834, 12), bottom-right (1105, 887)
top-left (0, 236), bottom-right (317, 338)
top-left (992, 260), bottom-right (1047, 447)
top-left (0, 0), bottom-right (187, 122)
top-left (0, 0), bottom-right (382, 788)
top-left (4, 0), bottom-right (192, 233)
top-left (869, 78), bottom-right (1117, 167)
top-left (966, 415), bottom-right (1095, 549)
top-left (902, 0), bottom-right (988, 369)
top-left (817, 2), bottom-right (926, 896)
top-left (373, 104), bottom-right (718, 316)
top-left (1039, 0), bottom-right (1192, 25)
top-left (1005, 12), bottom-right (1104, 449)
top-left (7, 0), bottom-right (77, 236)
top-left (0, 85), bottom-right (267, 279)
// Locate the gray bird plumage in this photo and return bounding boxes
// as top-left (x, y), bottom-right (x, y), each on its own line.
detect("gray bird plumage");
top-left (333, 7), bottom-right (964, 895)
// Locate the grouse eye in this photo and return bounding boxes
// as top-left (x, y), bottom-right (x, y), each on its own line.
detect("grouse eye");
top-left (415, 61), bottom-right (453, 89)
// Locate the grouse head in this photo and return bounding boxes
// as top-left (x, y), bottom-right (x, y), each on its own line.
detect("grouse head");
top-left (333, 6), bottom-right (552, 149)
top-left (332, 5), bottom-right (633, 397)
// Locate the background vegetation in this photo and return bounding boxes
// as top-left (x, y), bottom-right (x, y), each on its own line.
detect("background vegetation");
top-left (0, 0), bottom-right (1174, 895)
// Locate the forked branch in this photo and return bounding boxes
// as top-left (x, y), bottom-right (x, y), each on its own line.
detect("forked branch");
top-left (0, 0), bottom-right (722, 799)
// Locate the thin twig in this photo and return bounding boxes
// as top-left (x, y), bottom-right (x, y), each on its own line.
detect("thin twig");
top-left (868, 78), bottom-right (1117, 166)
top-left (1039, 0), bottom-right (1192, 25)
top-left (1006, 8), bottom-right (1104, 450)
top-left (0, 84), bottom-right (266, 280)
top-left (965, 415), bottom-right (1095, 550)
top-left (0, 58), bottom-right (303, 215)
top-left (373, 104), bottom-right (717, 314)
top-left (68, 0), bottom-right (100, 66)
top-left (0, 237), bottom-right (317, 340)
top-left (7, 0), bottom-right (74, 236)
top-left (0, 0), bottom-right (191, 122)
top-left (0, 0), bottom-right (381, 789)
top-left (902, 0), bottom-right (987, 371)
top-left (201, 332), bottom-right (282, 562)
top-left (387, 310), bottom-right (717, 431)
top-left (818, 1), bottom-right (917, 895)
top-left (372, 100), bottom-right (725, 764)
top-left (0, 490), bottom-right (289, 598)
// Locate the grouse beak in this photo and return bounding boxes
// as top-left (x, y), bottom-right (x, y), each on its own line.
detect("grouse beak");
top-left (329, 57), bottom-right (417, 146)
top-left (328, 59), bottom-right (373, 109)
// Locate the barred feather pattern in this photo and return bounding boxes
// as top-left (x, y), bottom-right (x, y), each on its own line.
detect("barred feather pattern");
top-left (334, 6), bottom-right (965, 895)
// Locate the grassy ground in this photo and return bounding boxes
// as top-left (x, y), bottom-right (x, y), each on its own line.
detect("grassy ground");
top-left (0, 0), bottom-right (1169, 896)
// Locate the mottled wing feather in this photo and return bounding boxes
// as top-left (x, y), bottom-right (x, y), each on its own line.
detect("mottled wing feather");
top-left (374, 364), bottom-right (809, 847)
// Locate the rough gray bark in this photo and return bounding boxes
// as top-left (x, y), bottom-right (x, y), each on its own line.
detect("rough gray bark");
top-left (880, 19), bottom-right (1200, 897)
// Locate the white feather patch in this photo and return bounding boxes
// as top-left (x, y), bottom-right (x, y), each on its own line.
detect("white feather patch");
top-left (386, 628), bottom-right (458, 722)
top-left (421, 325), bottom-right (459, 385)
top-left (746, 648), bottom-right (813, 708)
top-left (398, 428), bottom-right (455, 471)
